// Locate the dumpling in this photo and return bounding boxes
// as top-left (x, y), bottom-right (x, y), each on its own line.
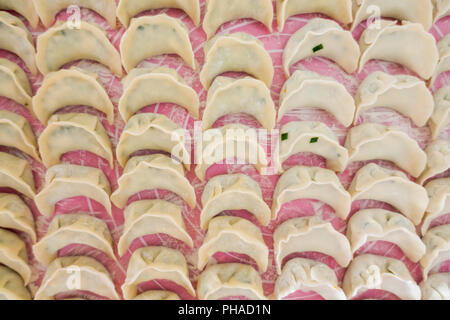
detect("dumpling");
top-left (347, 209), bottom-right (425, 262)
top-left (203, 76), bottom-right (276, 131)
top-left (278, 70), bottom-right (356, 127)
top-left (431, 35), bottom-right (450, 87)
top-left (34, 256), bottom-right (119, 300)
top-left (354, 72), bottom-right (434, 127)
top-left (348, 163), bottom-right (429, 225)
top-left (134, 290), bottom-right (180, 300)
top-left (345, 123), bottom-right (427, 178)
top-left (122, 246), bottom-right (195, 299)
top-left (421, 224), bottom-right (450, 280)
top-left (36, 21), bottom-right (122, 76)
top-left (352, 0), bottom-right (433, 31)
top-left (277, 121), bottom-right (348, 173)
top-left (422, 178), bottom-right (450, 234)
top-left (420, 273), bottom-right (450, 300)
top-left (203, 0), bottom-right (273, 39)
top-left (116, 113), bottom-right (190, 170)
top-left (117, 0), bottom-right (201, 27)
top-left (0, 58), bottom-right (32, 112)
top-left (274, 258), bottom-right (346, 300)
top-left (274, 217), bottom-right (352, 273)
top-left (197, 263), bottom-right (266, 300)
top-left (343, 254), bottom-right (421, 300)
top-left (0, 193), bottom-right (36, 243)
top-left (197, 216), bottom-right (269, 272)
top-left (200, 32), bottom-right (274, 89)
top-left (283, 18), bottom-right (360, 76)
top-left (35, 164), bottom-right (112, 217)
top-left (0, 228), bottom-right (30, 285)
top-left (359, 20), bottom-right (438, 80)
top-left (418, 140), bottom-right (450, 185)
top-left (120, 14), bottom-right (196, 72)
top-left (430, 86), bottom-right (450, 140)
top-left (276, 0), bottom-right (353, 31)
top-left (0, 266), bottom-right (30, 300)
top-left (117, 199), bottom-right (193, 256)
top-left (195, 124), bottom-right (269, 181)
top-left (433, 0), bottom-right (450, 23)
top-left (0, 110), bottom-right (39, 161)
top-left (272, 166), bottom-right (351, 220)
top-left (119, 67), bottom-right (199, 122)
top-left (0, 12), bottom-right (36, 74)
top-left (33, 68), bottom-right (115, 125)
top-left (34, 0), bottom-right (117, 28)
top-left (0, 152), bottom-right (35, 199)
top-left (33, 213), bottom-right (115, 266)
top-left (0, 0), bottom-right (39, 28)
top-left (38, 113), bottom-right (113, 168)
top-left (111, 154), bottom-right (196, 209)
top-left (200, 174), bottom-right (271, 230)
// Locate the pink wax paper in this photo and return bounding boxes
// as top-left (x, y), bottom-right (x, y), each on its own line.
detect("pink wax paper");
top-left (0, 0), bottom-right (448, 300)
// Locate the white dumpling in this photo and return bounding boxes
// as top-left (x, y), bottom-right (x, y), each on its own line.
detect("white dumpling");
top-left (0, 110), bottom-right (39, 161)
top-left (120, 14), bottom-right (196, 72)
top-left (418, 140), bottom-right (450, 185)
top-left (422, 178), bottom-right (450, 235)
top-left (421, 224), bottom-right (450, 280)
top-left (345, 123), bottom-right (427, 178)
top-left (430, 86), bottom-right (450, 140)
top-left (278, 121), bottom-right (348, 173)
top-left (197, 263), bottom-right (266, 300)
top-left (33, 213), bottom-right (115, 266)
top-left (431, 35), bottom-right (450, 87)
top-left (0, 228), bottom-right (30, 285)
top-left (343, 254), bottom-right (421, 300)
top-left (420, 273), bottom-right (450, 300)
top-left (0, 193), bottom-right (35, 243)
top-left (359, 20), bottom-right (438, 80)
top-left (348, 163), bottom-right (429, 225)
top-left (117, 199), bottom-right (193, 256)
top-left (354, 71), bottom-right (434, 127)
top-left (352, 0), bottom-right (433, 31)
top-left (0, 152), bottom-right (35, 199)
top-left (272, 166), bottom-right (351, 220)
top-left (347, 209), bottom-right (425, 262)
top-left (0, 12), bottom-right (36, 74)
top-left (38, 113), bottom-right (113, 168)
top-left (111, 154), bottom-right (196, 209)
top-left (278, 70), bottom-right (355, 127)
top-left (35, 256), bottom-right (119, 300)
top-left (0, 266), bottom-right (30, 300)
top-left (117, 0), bottom-right (201, 27)
top-left (198, 216), bottom-right (269, 272)
top-left (35, 163), bottom-right (112, 217)
top-left (0, 0), bottom-right (39, 28)
top-left (203, 0), bottom-right (273, 39)
top-left (200, 174), bottom-right (271, 230)
top-left (33, 68), bottom-right (115, 125)
top-left (0, 58), bottom-right (32, 113)
top-left (274, 258), bottom-right (346, 300)
top-left (36, 21), bottom-right (122, 76)
top-left (116, 113), bottom-right (190, 170)
top-left (276, 0), bottom-right (353, 31)
top-left (34, 0), bottom-right (117, 28)
top-left (283, 18), bottom-right (360, 76)
top-left (200, 32), bottom-right (274, 89)
top-left (203, 76), bottom-right (276, 131)
top-left (274, 216), bottom-right (352, 273)
top-left (119, 67), bottom-right (199, 122)
top-left (122, 246), bottom-right (195, 299)
top-left (134, 290), bottom-right (180, 300)
top-left (434, 0), bottom-right (450, 22)
top-left (195, 124), bottom-right (269, 181)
